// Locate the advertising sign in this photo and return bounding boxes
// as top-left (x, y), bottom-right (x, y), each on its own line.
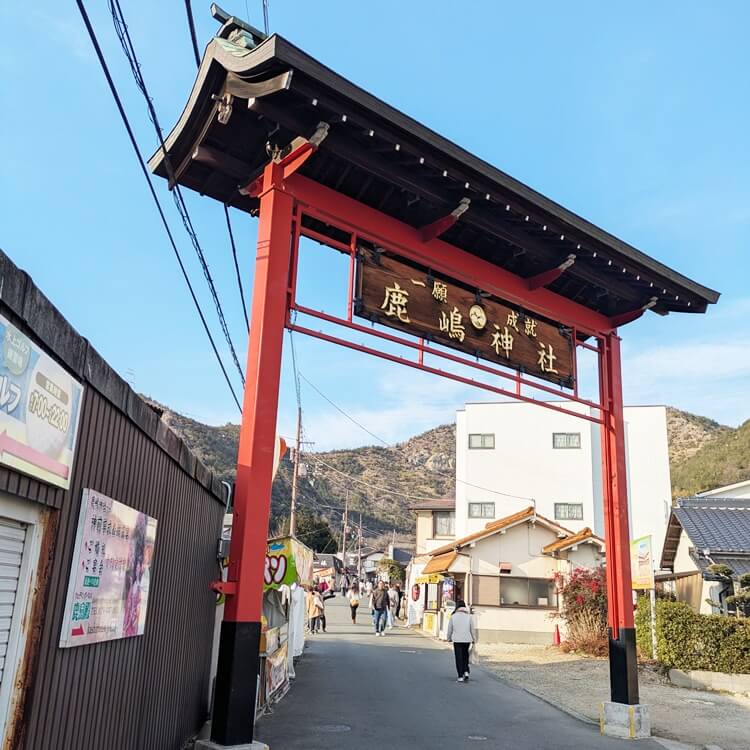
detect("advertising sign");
top-left (60, 489), bottom-right (158, 647)
top-left (0, 315), bottom-right (83, 489)
top-left (356, 250), bottom-right (575, 387)
top-left (264, 537), bottom-right (314, 590)
top-left (630, 535), bottom-right (655, 590)
top-left (441, 577), bottom-right (456, 607)
top-left (265, 642), bottom-right (289, 698)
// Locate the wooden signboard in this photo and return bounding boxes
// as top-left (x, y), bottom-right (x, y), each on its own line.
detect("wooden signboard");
top-left (355, 250), bottom-right (575, 388)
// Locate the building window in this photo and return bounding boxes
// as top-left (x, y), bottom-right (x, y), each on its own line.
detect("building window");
top-left (500, 577), bottom-right (558, 608)
top-left (468, 502), bottom-right (495, 519)
top-left (471, 576), bottom-right (558, 608)
top-left (433, 511), bottom-right (455, 537)
top-left (554, 503), bottom-right (584, 521)
top-left (468, 433), bottom-right (495, 449)
top-left (552, 432), bottom-right (581, 449)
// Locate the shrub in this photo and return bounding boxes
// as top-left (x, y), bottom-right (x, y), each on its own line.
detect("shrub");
top-left (636, 597), bottom-right (750, 673)
top-left (554, 567), bottom-right (608, 656)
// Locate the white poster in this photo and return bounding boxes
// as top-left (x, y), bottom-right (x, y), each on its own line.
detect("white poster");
top-left (60, 489), bottom-right (157, 647)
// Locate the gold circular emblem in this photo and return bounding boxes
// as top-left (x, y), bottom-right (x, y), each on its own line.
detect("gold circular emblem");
top-left (469, 304), bottom-right (487, 330)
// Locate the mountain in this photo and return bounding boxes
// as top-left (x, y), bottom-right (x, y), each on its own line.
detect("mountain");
top-left (142, 398), bottom-right (454, 537)
top-left (665, 407), bottom-right (732, 468)
top-left (144, 398), bottom-right (745, 536)
top-left (671, 418), bottom-right (750, 498)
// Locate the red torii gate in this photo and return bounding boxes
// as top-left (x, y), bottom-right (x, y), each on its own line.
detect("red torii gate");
top-left (151, 18), bottom-right (718, 747)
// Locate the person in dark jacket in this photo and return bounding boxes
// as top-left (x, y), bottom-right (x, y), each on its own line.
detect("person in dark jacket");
top-left (371, 581), bottom-right (390, 636)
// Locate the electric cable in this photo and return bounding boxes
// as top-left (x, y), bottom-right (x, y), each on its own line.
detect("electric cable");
top-left (179, 4), bottom-right (251, 334)
top-left (183, 0), bottom-right (201, 67)
top-left (75, 0), bottom-right (242, 413)
top-left (299, 371), bottom-right (535, 502)
top-left (110, 0), bottom-right (246, 385)
top-left (224, 205), bottom-right (250, 330)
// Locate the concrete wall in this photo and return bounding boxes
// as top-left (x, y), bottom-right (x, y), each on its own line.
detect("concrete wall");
top-left (473, 605), bottom-right (556, 644)
top-left (454, 400), bottom-right (670, 575)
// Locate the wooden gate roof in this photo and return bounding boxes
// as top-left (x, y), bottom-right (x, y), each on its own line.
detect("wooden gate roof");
top-left (150, 26), bottom-right (719, 320)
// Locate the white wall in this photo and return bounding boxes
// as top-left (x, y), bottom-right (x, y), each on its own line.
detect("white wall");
top-left (698, 481), bottom-right (750, 500)
top-left (456, 401), bottom-right (595, 539)
top-left (455, 401), bottom-right (671, 570)
top-left (673, 529), bottom-right (699, 575)
top-left (415, 511), bottom-right (454, 554)
top-left (623, 406), bottom-right (672, 563)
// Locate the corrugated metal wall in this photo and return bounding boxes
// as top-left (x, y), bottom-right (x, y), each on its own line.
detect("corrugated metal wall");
top-left (18, 387), bottom-right (225, 750)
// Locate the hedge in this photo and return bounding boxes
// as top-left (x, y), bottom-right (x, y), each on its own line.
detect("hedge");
top-left (635, 597), bottom-right (750, 674)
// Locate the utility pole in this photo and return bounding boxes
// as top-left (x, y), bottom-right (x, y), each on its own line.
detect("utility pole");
top-left (341, 491), bottom-right (349, 585)
top-left (357, 513), bottom-right (362, 583)
top-left (289, 406), bottom-right (302, 536)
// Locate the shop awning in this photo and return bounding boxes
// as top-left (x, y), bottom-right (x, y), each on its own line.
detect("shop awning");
top-left (422, 551), bottom-right (457, 575)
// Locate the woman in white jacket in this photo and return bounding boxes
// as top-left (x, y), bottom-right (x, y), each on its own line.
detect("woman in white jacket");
top-left (446, 600), bottom-right (476, 682)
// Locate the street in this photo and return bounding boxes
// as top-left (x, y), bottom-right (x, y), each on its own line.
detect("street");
top-left (255, 596), bottom-right (659, 749)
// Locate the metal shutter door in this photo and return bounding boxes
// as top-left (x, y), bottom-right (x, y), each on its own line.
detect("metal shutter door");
top-left (0, 518), bottom-right (26, 684)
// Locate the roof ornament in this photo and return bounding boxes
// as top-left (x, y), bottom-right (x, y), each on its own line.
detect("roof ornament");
top-left (213, 93), bottom-right (234, 125)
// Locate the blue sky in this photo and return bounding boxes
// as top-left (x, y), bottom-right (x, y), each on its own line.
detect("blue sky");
top-left (1, 2), bottom-right (748, 450)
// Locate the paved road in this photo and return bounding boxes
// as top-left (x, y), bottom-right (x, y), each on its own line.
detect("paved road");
top-left (256, 596), bottom-right (659, 749)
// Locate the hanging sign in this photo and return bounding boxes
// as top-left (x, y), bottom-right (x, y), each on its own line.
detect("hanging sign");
top-left (60, 489), bottom-right (158, 647)
top-left (630, 535), bottom-right (655, 590)
top-left (0, 316), bottom-right (83, 489)
top-left (264, 536), bottom-right (314, 591)
top-left (355, 250), bottom-right (575, 387)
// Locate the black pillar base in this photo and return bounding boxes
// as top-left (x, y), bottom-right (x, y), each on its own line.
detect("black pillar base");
top-left (211, 620), bottom-right (262, 746)
top-left (608, 626), bottom-right (639, 704)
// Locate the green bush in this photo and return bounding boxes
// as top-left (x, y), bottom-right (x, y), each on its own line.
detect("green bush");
top-left (635, 595), bottom-right (654, 659)
top-left (636, 597), bottom-right (750, 673)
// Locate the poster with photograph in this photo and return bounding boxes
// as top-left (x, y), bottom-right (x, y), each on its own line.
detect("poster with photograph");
top-left (60, 489), bottom-right (157, 647)
top-left (630, 535), bottom-right (655, 591)
top-left (0, 315), bottom-right (83, 489)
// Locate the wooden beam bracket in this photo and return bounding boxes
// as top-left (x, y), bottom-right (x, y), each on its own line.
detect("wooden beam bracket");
top-left (420, 197), bottom-right (470, 242)
top-left (527, 253), bottom-right (576, 291)
top-left (610, 296), bottom-right (658, 328)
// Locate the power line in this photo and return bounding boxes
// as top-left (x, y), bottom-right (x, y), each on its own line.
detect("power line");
top-left (109, 0), bottom-right (246, 386)
top-left (307, 455), bottom-right (438, 502)
top-left (183, 0), bottom-right (201, 67)
top-left (262, 0), bottom-right (270, 35)
top-left (75, 0), bottom-right (242, 413)
top-left (300, 371), bottom-right (534, 503)
top-left (224, 205), bottom-right (249, 330)
top-left (179, 5), bottom-right (251, 336)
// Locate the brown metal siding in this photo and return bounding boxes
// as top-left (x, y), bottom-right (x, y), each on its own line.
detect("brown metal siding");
top-left (17, 387), bottom-right (225, 750)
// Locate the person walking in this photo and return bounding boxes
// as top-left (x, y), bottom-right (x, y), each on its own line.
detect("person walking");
top-left (316, 586), bottom-right (327, 633)
top-left (307, 587), bottom-right (324, 634)
top-left (371, 581), bottom-right (390, 636)
top-left (387, 582), bottom-right (399, 629)
top-left (347, 584), bottom-right (360, 624)
top-left (447, 600), bottom-right (476, 682)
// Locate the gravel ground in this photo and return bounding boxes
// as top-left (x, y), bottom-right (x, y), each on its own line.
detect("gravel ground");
top-left (476, 643), bottom-right (750, 750)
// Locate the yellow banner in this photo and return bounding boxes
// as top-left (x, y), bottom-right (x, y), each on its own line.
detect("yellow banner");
top-left (415, 573), bottom-right (445, 584)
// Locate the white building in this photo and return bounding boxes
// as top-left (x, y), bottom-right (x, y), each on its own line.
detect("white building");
top-left (455, 401), bottom-right (672, 563)
top-left (697, 479), bottom-right (750, 500)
